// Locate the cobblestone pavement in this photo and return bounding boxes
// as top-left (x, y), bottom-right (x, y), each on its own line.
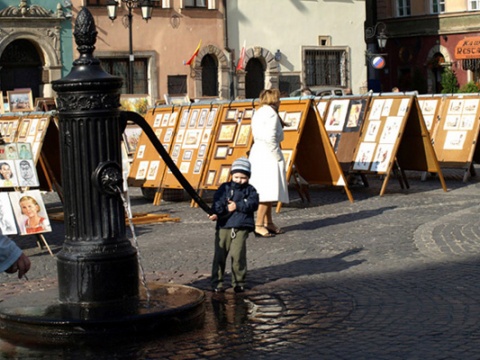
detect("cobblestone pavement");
top-left (2, 169), bottom-right (480, 359)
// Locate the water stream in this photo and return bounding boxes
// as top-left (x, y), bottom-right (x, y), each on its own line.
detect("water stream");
top-left (119, 189), bottom-right (151, 305)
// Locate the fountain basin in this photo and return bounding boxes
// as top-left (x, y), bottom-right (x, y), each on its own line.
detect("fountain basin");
top-left (0, 283), bottom-right (205, 346)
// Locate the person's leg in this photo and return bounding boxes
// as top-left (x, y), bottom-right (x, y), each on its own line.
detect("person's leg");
top-left (230, 229), bottom-right (248, 290)
top-left (255, 202), bottom-right (274, 237)
top-left (264, 202), bottom-right (285, 234)
top-left (211, 228), bottom-right (232, 290)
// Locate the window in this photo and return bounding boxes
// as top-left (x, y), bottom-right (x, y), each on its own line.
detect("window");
top-left (303, 48), bottom-right (349, 88)
top-left (86, 0), bottom-right (108, 6)
top-left (100, 58), bottom-right (149, 94)
top-left (168, 75), bottom-right (187, 95)
top-left (396, 0), bottom-right (411, 17)
top-left (183, 0), bottom-right (207, 8)
top-left (469, 0), bottom-right (480, 10)
top-left (431, 0), bottom-right (445, 13)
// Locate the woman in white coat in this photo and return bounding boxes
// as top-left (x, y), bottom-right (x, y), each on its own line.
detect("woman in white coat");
top-left (249, 89), bottom-right (289, 237)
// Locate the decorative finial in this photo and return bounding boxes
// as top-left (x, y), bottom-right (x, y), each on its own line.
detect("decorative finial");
top-left (73, 7), bottom-right (99, 66)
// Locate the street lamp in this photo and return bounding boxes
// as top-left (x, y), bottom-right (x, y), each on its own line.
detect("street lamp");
top-left (107, 0), bottom-right (153, 94)
top-left (365, 21), bottom-right (388, 64)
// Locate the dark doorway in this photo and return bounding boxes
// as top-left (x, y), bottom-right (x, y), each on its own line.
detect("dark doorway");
top-left (201, 54), bottom-right (218, 97)
top-left (245, 58), bottom-right (264, 99)
top-left (0, 39), bottom-right (43, 99)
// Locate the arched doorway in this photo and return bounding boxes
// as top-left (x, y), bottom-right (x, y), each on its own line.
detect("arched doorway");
top-left (245, 58), bottom-right (264, 99)
top-left (0, 39), bottom-right (43, 98)
top-left (428, 52), bottom-right (445, 94)
top-left (201, 54), bottom-right (218, 97)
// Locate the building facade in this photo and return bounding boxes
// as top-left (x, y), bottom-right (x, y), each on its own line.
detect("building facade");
top-left (0, 0), bottom-right (73, 99)
top-left (369, 0), bottom-right (480, 93)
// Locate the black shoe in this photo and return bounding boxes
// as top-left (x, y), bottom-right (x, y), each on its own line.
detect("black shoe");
top-left (212, 286), bottom-right (224, 293)
top-left (234, 286), bottom-right (245, 293)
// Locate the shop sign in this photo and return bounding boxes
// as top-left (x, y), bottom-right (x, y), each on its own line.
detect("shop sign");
top-left (371, 56), bottom-right (386, 69)
top-left (455, 37), bottom-right (480, 59)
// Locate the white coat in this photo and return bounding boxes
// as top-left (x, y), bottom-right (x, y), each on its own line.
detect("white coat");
top-left (248, 105), bottom-right (289, 204)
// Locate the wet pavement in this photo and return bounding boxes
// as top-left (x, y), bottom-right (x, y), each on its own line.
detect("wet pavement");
top-left (2, 169), bottom-right (480, 359)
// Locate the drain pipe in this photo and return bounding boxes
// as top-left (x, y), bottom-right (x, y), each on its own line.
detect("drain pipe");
top-left (223, 0), bottom-right (235, 100)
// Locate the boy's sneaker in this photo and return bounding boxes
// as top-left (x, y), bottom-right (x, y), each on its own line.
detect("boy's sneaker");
top-left (234, 286), bottom-right (245, 293)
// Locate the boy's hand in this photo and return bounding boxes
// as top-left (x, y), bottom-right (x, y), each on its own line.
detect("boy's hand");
top-left (208, 214), bottom-right (218, 221)
top-left (227, 200), bottom-right (236, 212)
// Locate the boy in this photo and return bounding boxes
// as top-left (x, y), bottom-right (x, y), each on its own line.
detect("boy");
top-left (209, 157), bottom-right (259, 293)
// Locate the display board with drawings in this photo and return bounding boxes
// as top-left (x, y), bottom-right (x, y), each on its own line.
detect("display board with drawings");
top-left (319, 96), bottom-right (370, 173)
top-left (162, 104), bottom-right (221, 192)
top-left (350, 95), bottom-right (446, 196)
top-left (127, 106), bottom-right (181, 188)
top-left (199, 102), bottom-right (257, 190)
top-left (428, 95), bottom-right (480, 175)
top-left (15, 116), bottom-right (50, 163)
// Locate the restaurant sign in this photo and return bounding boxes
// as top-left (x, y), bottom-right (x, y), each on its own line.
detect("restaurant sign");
top-left (455, 37), bottom-right (480, 59)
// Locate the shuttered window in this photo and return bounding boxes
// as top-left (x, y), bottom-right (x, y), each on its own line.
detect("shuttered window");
top-left (304, 48), bottom-right (348, 88)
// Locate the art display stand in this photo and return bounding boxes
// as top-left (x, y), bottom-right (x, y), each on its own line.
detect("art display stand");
top-left (349, 94), bottom-right (447, 196)
top-left (286, 98), bottom-right (353, 212)
top-left (426, 95), bottom-right (480, 182)
top-left (318, 95), bottom-right (372, 186)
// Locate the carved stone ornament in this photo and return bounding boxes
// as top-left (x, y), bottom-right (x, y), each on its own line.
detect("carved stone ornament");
top-left (0, 0), bottom-right (57, 18)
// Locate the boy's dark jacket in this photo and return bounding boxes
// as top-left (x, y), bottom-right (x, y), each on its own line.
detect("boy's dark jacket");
top-left (212, 181), bottom-right (259, 230)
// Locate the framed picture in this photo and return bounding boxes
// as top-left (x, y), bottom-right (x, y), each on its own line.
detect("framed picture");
top-left (16, 159), bottom-right (39, 187)
top-left (168, 112), bottom-right (178, 126)
top-left (198, 109), bottom-right (208, 127)
top-left (171, 144), bottom-right (181, 158)
top-left (123, 125), bottom-right (143, 154)
top-left (175, 129), bottom-right (185, 143)
top-left (225, 109), bottom-right (237, 121)
top-left (217, 165), bottom-right (231, 185)
top-left (235, 124), bottom-right (251, 146)
top-left (164, 94), bottom-right (190, 105)
top-left (146, 161), bottom-right (160, 180)
top-left (153, 113), bottom-right (163, 127)
top-left (0, 159), bottom-right (19, 187)
top-left (17, 119), bottom-right (30, 139)
top-left (188, 109), bottom-right (199, 128)
top-left (198, 143), bottom-right (207, 158)
top-left (179, 110), bottom-right (190, 128)
top-left (34, 97), bottom-right (56, 112)
top-left (183, 129), bottom-right (202, 149)
top-left (0, 193), bottom-right (17, 235)
top-left (120, 94), bottom-right (150, 116)
top-left (206, 108), bottom-right (217, 128)
top-left (179, 161), bottom-right (190, 173)
top-left (8, 90), bottom-right (34, 112)
top-left (182, 150), bottom-right (193, 161)
top-left (205, 170), bottom-right (216, 186)
top-left (283, 112), bottom-right (302, 131)
top-left (9, 189), bottom-right (52, 235)
top-left (243, 109), bottom-right (254, 119)
top-left (193, 159), bottom-right (203, 174)
top-left (162, 113), bottom-right (171, 127)
top-left (215, 145), bottom-right (229, 159)
top-left (216, 123), bottom-right (237, 143)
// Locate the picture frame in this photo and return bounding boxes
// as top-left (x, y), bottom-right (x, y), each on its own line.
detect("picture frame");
top-left (217, 165), bottom-right (231, 185)
top-left (283, 112), bottom-right (302, 131)
top-left (205, 170), bottom-right (216, 186)
top-left (214, 145), bottom-right (229, 159)
top-left (34, 97), bottom-right (56, 112)
top-left (182, 150), bottom-right (193, 161)
top-left (216, 123), bottom-right (237, 143)
top-left (179, 110), bottom-right (190, 128)
top-left (183, 129), bottom-right (202, 149)
top-left (225, 109), bottom-right (237, 121)
top-left (9, 189), bottom-right (52, 235)
top-left (234, 123), bottom-right (251, 147)
top-left (198, 143), bottom-right (207, 158)
top-left (0, 193), bottom-right (17, 235)
top-left (188, 109), bottom-right (199, 128)
top-left (8, 90), bottom-right (33, 112)
top-left (198, 109), bottom-right (208, 127)
top-left (243, 109), bottom-right (254, 119)
top-left (123, 125), bottom-right (143, 154)
top-left (120, 94), bottom-right (150, 116)
top-left (193, 159), bottom-right (203, 174)
top-left (206, 108), bottom-right (217, 128)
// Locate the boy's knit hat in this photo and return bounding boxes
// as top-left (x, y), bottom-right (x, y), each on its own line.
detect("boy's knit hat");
top-left (231, 157), bottom-right (251, 177)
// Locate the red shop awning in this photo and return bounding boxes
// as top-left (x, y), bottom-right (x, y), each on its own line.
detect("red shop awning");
top-left (455, 37), bottom-right (480, 59)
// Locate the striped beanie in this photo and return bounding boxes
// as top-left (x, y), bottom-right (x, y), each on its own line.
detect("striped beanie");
top-left (231, 157), bottom-right (251, 177)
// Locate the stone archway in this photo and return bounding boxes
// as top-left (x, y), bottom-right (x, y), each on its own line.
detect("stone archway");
top-left (193, 45), bottom-right (230, 99)
top-left (0, 2), bottom-right (65, 97)
top-left (426, 44), bottom-right (451, 94)
top-left (236, 46), bottom-right (280, 99)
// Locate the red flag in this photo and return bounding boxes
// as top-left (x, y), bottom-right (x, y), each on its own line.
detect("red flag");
top-left (184, 40), bottom-right (202, 66)
top-left (236, 40), bottom-right (246, 71)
